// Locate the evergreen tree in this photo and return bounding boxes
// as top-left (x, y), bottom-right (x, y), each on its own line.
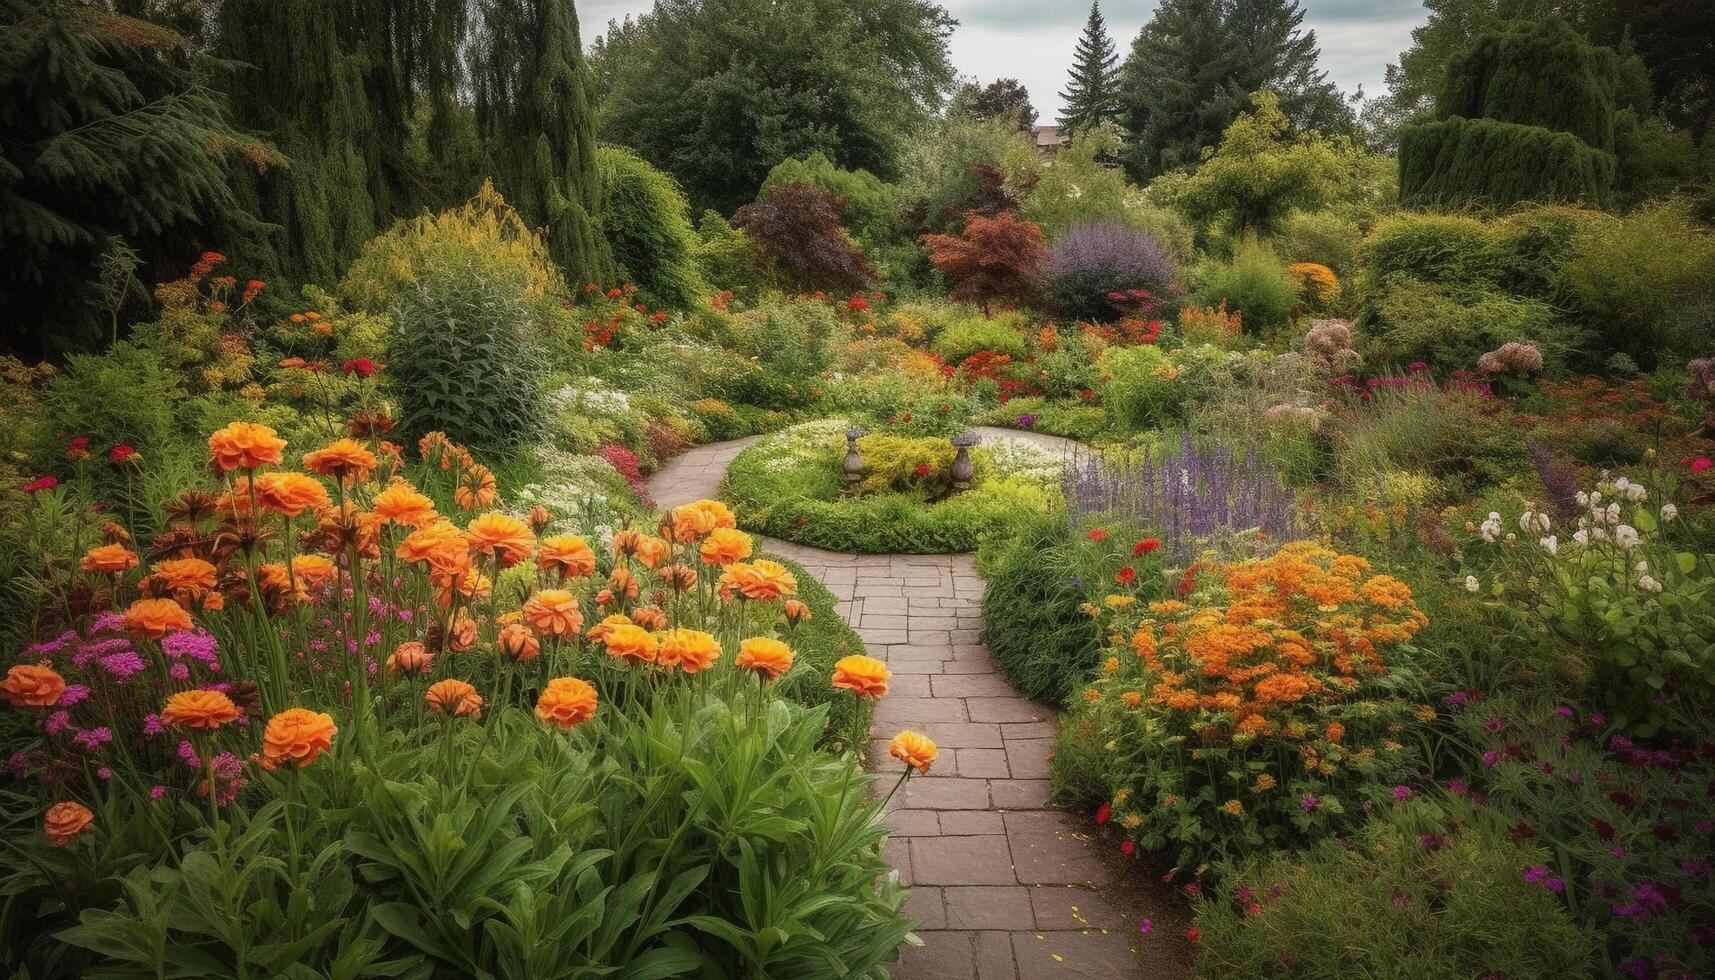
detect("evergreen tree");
top-left (470, 0), bottom-right (609, 285)
top-left (1058, 2), bottom-right (1121, 136)
top-left (0, 0), bottom-right (273, 354)
top-left (1116, 0), bottom-right (1348, 180)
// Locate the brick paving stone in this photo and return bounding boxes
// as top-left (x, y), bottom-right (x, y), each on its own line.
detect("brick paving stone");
top-left (641, 435), bottom-right (1184, 980)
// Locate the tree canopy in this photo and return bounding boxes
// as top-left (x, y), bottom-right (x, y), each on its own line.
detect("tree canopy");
top-left (949, 78), bottom-right (1037, 132)
top-left (1058, 3), bottom-right (1121, 137)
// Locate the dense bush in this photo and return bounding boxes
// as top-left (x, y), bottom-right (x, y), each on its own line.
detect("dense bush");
top-left (930, 311), bottom-right (1028, 362)
top-left (734, 182), bottom-right (873, 293)
top-left (1399, 116), bottom-right (1616, 209)
top-left (597, 146), bottom-right (707, 308)
top-left (1276, 210), bottom-right (1363, 277)
top-left (1367, 276), bottom-right (1565, 373)
top-left (1190, 242), bottom-right (1298, 336)
top-left (1561, 201), bottom-right (1715, 366)
top-left (921, 213), bottom-right (1046, 314)
top-left (1041, 221), bottom-right (1179, 322)
top-left (761, 153), bottom-right (900, 258)
top-left (388, 249), bottom-right (548, 451)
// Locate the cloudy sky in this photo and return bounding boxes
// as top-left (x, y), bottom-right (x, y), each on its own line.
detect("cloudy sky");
top-left (578, 1), bottom-right (1428, 120)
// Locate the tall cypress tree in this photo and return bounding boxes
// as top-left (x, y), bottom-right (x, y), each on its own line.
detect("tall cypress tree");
top-left (1058, 2), bottom-right (1121, 136)
top-left (471, 0), bottom-right (609, 285)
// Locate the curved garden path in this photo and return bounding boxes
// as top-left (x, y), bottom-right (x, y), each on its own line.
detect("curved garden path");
top-left (647, 428), bottom-right (1193, 980)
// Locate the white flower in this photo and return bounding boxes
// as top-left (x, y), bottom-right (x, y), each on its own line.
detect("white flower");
top-left (1634, 560), bottom-right (1650, 574)
top-left (1539, 535), bottom-right (1558, 555)
top-left (1464, 575), bottom-right (1480, 593)
top-left (1592, 527), bottom-right (1610, 541)
top-left (1479, 513), bottom-right (1504, 543)
top-left (1614, 524), bottom-right (1640, 549)
top-left (1627, 484), bottom-right (1648, 502)
top-left (1661, 503), bottom-right (1678, 522)
top-left (1614, 476), bottom-right (1631, 493)
top-left (1589, 490), bottom-right (1603, 504)
top-left (1519, 510), bottom-right (1550, 534)
top-left (1605, 502), bottom-right (1622, 524)
top-left (1572, 529), bottom-right (1589, 546)
top-left (1638, 574), bottom-right (1663, 593)
top-left (1575, 491), bottom-right (1590, 506)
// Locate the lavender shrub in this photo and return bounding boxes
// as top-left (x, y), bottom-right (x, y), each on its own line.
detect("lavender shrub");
top-left (1041, 221), bottom-right (1178, 322)
top-left (1064, 432), bottom-right (1298, 560)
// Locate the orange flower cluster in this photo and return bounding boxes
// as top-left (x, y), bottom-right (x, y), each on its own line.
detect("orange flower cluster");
top-left (535, 677), bottom-right (599, 729)
top-left (262, 708), bottom-right (337, 768)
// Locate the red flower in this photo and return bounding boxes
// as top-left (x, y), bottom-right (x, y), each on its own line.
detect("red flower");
top-left (1115, 565), bottom-right (1137, 585)
top-left (242, 279), bottom-right (265, 303)
top-left (846, 295), bottom-right (869, 312)
top-left (1187, 926), bottom-right (1199, 942)
top-left (66, 436), bottom-right (90, 460)
top-left (913, 463), bottom-right (932, 478)
top-left (1095, 802), bottom-right (1111, 824)
top-left (1133, 538), bottom-right (1161, 556)
top-left (606, 287), bottom-right (623, 299)
top-left (23, 475), bottom-right (58, 493)
top-left (1086, 528), bottom-right (1108, 542)
top-left (1686, 456), bottom-right (1714, 473)
top-left (584, 281), bottom-right (600, 294)
top-left (1120, 840), bottom-right (1136, 855)
top-left (901, 412), bottom-right (912, 422)
top-left (342, 358), bottom-right (377, 378)
top-left (109, 444), bottom-right (136, 464)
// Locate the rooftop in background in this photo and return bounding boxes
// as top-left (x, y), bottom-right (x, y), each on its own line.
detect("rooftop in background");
top-left (1032, 125), bottom-right (1068, 153)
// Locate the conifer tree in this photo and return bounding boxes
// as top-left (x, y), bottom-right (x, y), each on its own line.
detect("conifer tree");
top-left (1058, 2), bottom-right (1121, 136)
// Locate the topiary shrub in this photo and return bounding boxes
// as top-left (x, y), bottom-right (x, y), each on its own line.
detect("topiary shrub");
top-left (597, 146), bottom-right (707, 308)
top-left (1041, 221), bottom-right (1179, 322)
top-left (388, 249), bottom-right (548, 452)
top-left (1399, 116), bottom-right (1616, 209)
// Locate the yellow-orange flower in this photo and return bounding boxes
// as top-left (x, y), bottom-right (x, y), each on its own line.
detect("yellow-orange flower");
top-left (208, 421), bottom-right (286, 471)
top-left (398, 520), bottom-right (471, 581)
top-left (291, 554), bottom-right (339, 590)
top-left (522, 590), bottom-right (583, 638)
top-left (370, 481), bottom-right (438, 527)
top-left (2, 664), bottom-right (66, 707)
top-left (386, 641), bottom-right (433, 675)
top-left (538, 536), bottom-right (597, 579)
top-left (464, 512), bottom-right (535, 568)
top-left (1360, 574), bottom-right (1413, 609)
top-left (80, 543), bottom-right (139, 574)
top-left (698, 527), bottom-right (752, 566)
top-left (726, 559), bottom-right (797, 601)
top-left (831, 655), bottom-right (891, 697)
top-left (535, 677), bottom-right (599, 729)
top-left (603, 624), bottom-right (658, 665)
top-left (446, 611), bottom-right (479, 652)
top-left (657, 628), bottom-right (721, 673)
top-left (302, 438), bottom-right (377, 484)
top-left (783, 599), bottom-right (812, 624)
top-left (124, 597), bottom-right (194, 638)
top-left (262, 707), bottom-right (337, 768)
top-left (425, 679), bottom-right (483, 718)
top-left (633, 535), bottom-right (669, 569)
top-left (666, 498), bottom-right (736, 541)
top-left (253, 471), bottom-right (331, 517)
top-left (152, 557), bottom-right (218, 598)
top-left (497, 623), bottom-right (541, 661)
top-left (43, 801), bottom-right (94, 846)
top-left (525, 505), bottom-right (551, 532)
top-left (630, 604), bottom-right (668, 630)
top-left (454, 463), bottom-right (498, 511)
top-left (735, 637), bottom-right (794, 680)
top-left (161, 689), bottom-right (241, 729)
top-left (888, 731), bottom-right (938, 773)
top-left (586, 613), bottom-right (633, 644)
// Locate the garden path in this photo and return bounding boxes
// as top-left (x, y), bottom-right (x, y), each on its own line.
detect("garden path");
top-left (647, 429), bottom-right (1192, 980)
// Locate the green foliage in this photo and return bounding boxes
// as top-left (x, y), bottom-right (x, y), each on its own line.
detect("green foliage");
top-left (1399, 116), bottom-right (1617, 209)
top-left (930, 312), bottom-right (1029, 363)
top-left (1175, 92), bottom-right (1359, 238)
top-left (1190, 242), bottom-right (1299, 335)
top-left (597, 145), bottom-right (707, 308)
top-left (387, 249), bottom-right (548, 453)
top-left (850, 434), bottom-right (955, 495)
top-left (1192, 800), bottom-right (1597, 978)
top-left (693, 211), bottom-right (767, 300)
top-left (591, 0), bottom-right (957, 215)
top-left (1022, 129), bottom-right (1134, 239)
top-left (43, 341), bottom-right (187, 461)
top-left (1560, 201), bottom-right (1715, 366)
top-left (1435, 15), bottom-right (1617, 150)
top-left (975, 514), bottom-right (1107, 703)
top-left (1098, 345), bottom-right (1192, 430)
top-left (947, 77), bottom-right (1036, 132)
top-left (1368, 276), bottom-right (1564, 373)
top-left (761, 153), bottom-right (900, 258)
top-left (1276, 210), bottom-right (1362, 275)
top-left (1056, 2), bottom-right (1121, 136)
top-left (896, 116), bottom-right (1040, 233)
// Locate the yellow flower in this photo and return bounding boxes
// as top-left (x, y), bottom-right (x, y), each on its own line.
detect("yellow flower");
top-left (1254, 773), bottom-right (1276, 791)
top-left (1222, 799), bottom-right (1245, 816)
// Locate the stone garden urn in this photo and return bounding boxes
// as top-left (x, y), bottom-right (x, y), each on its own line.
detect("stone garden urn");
top-left (950, 431), bottom-right (980, 491)
top-left (844, 426), bottom-right (869, 485)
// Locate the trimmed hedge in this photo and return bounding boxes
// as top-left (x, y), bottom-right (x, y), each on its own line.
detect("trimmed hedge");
top-left (1399, 117), bottom-right (1615, 209)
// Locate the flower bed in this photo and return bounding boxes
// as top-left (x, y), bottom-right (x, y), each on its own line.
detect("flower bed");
top-left (719, 419), bottom-right (1063, 553)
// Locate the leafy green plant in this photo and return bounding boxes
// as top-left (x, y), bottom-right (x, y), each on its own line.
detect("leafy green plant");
top-left (1190, 242), bottom-right (1298, 336)
top-left (930, 311), bottom-right (1029, 362)
top-left (598, 145), bottom-right (708, 309)
top-left (975, 513), bottom-right (1110, 703)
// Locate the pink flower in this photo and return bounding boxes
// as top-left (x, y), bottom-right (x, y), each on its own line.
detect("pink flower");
top-left (22, 475), bottom-right (57, 493)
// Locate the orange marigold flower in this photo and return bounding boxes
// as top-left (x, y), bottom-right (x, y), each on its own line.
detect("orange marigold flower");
top-left (425, 679), bottom-right (483, 718)
top-left (80, 543), bottom-right (139, 574)
top-left (398, 519), bottom-right (470, 580)
top-left (262, 707), bottom-right (337, 768)
top-left (291, 554), bottom-right (339, 590)
top-left (831, 655), bottom-right (891, 697)
top-left (1131, 627), bottom-right (1157, 659)
top-left (659, 562), bottom-right (698, 591)
top-left (43, 801), bottom-right (94, 846)
top-left (125, 597), bottom-right (194, 638)
top-left (523, 589), bottom-right (583, 637)
top-left (1122, 691), bottom-right (1144, 709)
top-left (464, 512), bottom-right (535, 568)
top-left (630, 604), bottom-right (668, 630)
top-left (666, 498), bottom-right (736, 541)
top-left (370, 481), bottom-right (438, 527)
top-left (525, 504), bottom-right (552, 532)
top-left (497, 623), bottom-right (541, 661)
top-left (735, 636), bottom-right (793, 680)
top-left (1324, 721), bottom-right (1345, 743)
top-left (633, 535), bottom-right (669, 569)
top-left (447, 612), bottom-right (480, 652)
top-left (538, 536), bottom-right (597, 579)
top-left (611, 529), bottom-right (641, 556)
top-left (302, 438), bottom-right (377, 484)
top-left (729, 559), bottom-right (796, 601)
top-left (208, 421), bottom-right (286, 471)
top-left (586, 613), bottom-right (633, 643)
top-left (1253, 673), bottom-right (1313, 704)
top-left (1360, 575), bottom-right (1413, 609)
top-left (698, 527), bottom-right (753, 566)
top-left (888, 730), bottom-right (938, 773)
top-left (454, 463), bottom-right (498, 511)
top-left (152, 558), bottom-right (218, 597)
top-left (386, 641), bottom-right (434, 675)
top-left (536, 677), bottom-right (599, 729)
top-left (603, 624), bottom-right (658, 666)
top-left (161, 689), bottom-right (241, 729)
top-left (2, 664), bottom-right (66, 708)
top-left (783, 598), bottom-right (812, 624)
top-left (657, 628), bottom-right (721, 673)
top-left (253, 471), bottom-right (331, 517)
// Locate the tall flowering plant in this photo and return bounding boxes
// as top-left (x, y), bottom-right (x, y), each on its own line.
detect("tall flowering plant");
top-left (1062, 542), bottom-right (1432, 871)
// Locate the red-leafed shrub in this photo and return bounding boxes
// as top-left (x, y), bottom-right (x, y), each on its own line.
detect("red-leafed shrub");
top-left (599, 443), bottom-right (649, 499)
top-left (921, 212), bottom-right (1045, 314)
top-left (733, 182), bottom-right (873, 292)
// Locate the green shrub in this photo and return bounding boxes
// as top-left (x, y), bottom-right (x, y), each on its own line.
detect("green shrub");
top-left (1192, 801), bottom-right (1596, 978)
top-left (930, 311), bottom-right (1028, 362)
top-left (598, 145), bottom-right (708, 308)
top-left (388, 249), bottom-right (548, 452)
top-left (1560, 201), bottom-right (1715, 366)
top-left (1366, 275), bottom-right (1567, 373)
top-left (975, 514), bottom-right (1106, 703)
top-left (42, 341), bottom-right (188, 467)
top-left (693, 211), bottom-right (767, 300)
top-left (1190, 242), bottom-right (1298, 336)
top-left (1099, 345), bottom-right (1190, 430)
top-left (1359, 212), bottom-right (1498, 287)
top-left (1275, 210), bottom-right (1362, 277)
top-left (761, 153), bottom-right (900, 258)
top-left (1434, 15), bottom-right (1617, 151)
top-left (1399, 116), bottom-right (1616, 209)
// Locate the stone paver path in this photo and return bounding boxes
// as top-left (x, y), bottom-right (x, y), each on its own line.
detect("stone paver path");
top-left (647, 429), bottom-right (1191, 980)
